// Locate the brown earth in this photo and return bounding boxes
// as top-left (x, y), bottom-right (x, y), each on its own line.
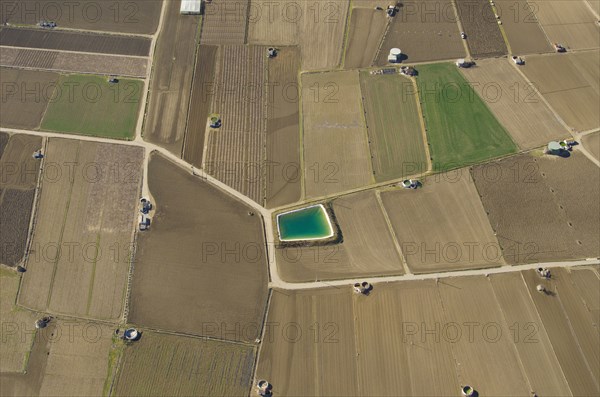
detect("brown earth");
top-left (0, 131), bottom-right (9, 158)
top-left (494, 0), bottom-right (553, 55)
top-left (0, 134), bottom-right (42, 189)
top-left (200, 0), bottom-right (248, 45)
top-left (128, 153), bottom-right (268, 342)
top-left (582, 131), bottom-right (600, 161)
top-left (344, 7), bottom-right (388, 69)
top-left (456, 0), bottom-right (507, 57)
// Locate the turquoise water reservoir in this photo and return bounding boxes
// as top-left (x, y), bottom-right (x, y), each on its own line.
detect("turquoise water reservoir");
top-left (277, 204), bottom-right (334, 241)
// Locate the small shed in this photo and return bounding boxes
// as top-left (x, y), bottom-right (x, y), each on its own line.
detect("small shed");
top-left (180, 0), bottom-right (201, 14)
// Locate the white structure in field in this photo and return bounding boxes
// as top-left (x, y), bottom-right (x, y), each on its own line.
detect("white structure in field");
top-left (388, 48), bottom-right (402, 63)
top-left (180, 0), bottom-right (201, 14)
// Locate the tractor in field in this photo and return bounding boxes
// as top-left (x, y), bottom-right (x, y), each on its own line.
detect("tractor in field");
top-left (554, 43), bottom-right (566, 52)
top-left (512, 56), bottom-right (525, 65)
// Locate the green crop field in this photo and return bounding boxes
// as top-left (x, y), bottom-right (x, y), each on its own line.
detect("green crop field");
top-left (360, 72), bottom-right (428, 181)
top-left (417, 63), bottom-right (517, 170)
top-left (40, 74), bottom-right (143, 139)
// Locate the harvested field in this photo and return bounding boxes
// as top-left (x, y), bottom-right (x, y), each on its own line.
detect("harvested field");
top-left (494, 0), bottom-right (552, 54)
top-left (182, 45), bottom-right (218, 168)
top-left (455, 0), bottom-right (507, 57)
top-left (417, 63), bottom-right (517, 170)
top-left (381, 172), bottom-right (504, 273)
top-left (302, 70), bottom-right (373, 198)
top-left (472, 152), bottom-right (600, 264)
top-left (265, 46), bottom-right (301, 208)
top-left (520, 51), bottom-right (600, 132)
top-left (343, 7), bottom-right (388, 68)
top-left (0, 134), bottom-right (42, 190)
top-left (248, 0), bottom-right (350, 70)
top-left (460, 58), bottom-right (567, 149)
top-left (529, 0), bottom-right (599, 50)
top-left (128, 154), bottom-right (268, 342)
top-left (0, 0), bottom-right (162, 34)
top-left (0, 131), bottom-right (9, 158)
top-left (0, 67), bottom-right (59, 129)
top-left (113, 332), bottom-right (255, 396)
top-left (359, 72), bottom-right (428, 181)
top-left (204, 45), bottom-right (267, 204)
top-left (0, 47), bottom-right (148, 77)
top-left (587, 0), bottom-right (600, 15)
top-left (276, 191), bottom-right (404, 282)
top-left (375, 0), bottom-right (465, 65)
top-left (570, 266), bottom-right (600, 326)
top-left (143, 0), bottom-right (199, 154)
top-left (582, 131), bottom-right (600, 161)
top-left (0, 27), bottom-right (151, 56)
top-left (19, 139), bottom-right (144, 320)
top-left (200, 0), bottom-right (248, 44)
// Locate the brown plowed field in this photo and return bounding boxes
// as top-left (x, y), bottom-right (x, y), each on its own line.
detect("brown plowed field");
top-left (460, 58), bottom-right (567, 149)
top-left (143, 1), bottom-right (199, 154)
top-left (0, 0), bottom-right (162, 34)
top-left (276, 191), bottom-right (404, 282)
top-left (494, 0), bottom-right (552, 54)
top-left (520, 51), bottom-right (599, 132)
top-left (0, 131), bottom-right (9, 158)
top-left (582, 131), bottom-right (600, 161)
top-left (204, 45), bottom-right (267, 204)
top-left (381, 172), bottom-right (504, 273)
top-left (472, 152), bottom-right (600, 264)
top-left (0, 67), bottom-right (59, 129)
top-left (128, 154), bottom-right (268, 342)
top-left (570, 267), bottom-right (600, 326)
top-left (587, 0), bottom-right (600, 15)
top-left (0, 27), bottom-right (151, 56)
top-left (200, 0), bottom-right (248, 44)
top-left (375, 0), bottom-right (465, 65)
top-left (344, 8), bottom-right (388, 68)
top-left (265, 46), bottom-right (301, 208)
top-left (456, 0), bottom-right (507, 57)
top-left (0, 133), bottom-right (42, 190)
top-left (182, 45), bottom-right (218, 168)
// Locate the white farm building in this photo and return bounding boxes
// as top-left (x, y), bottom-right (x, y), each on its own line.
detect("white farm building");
top-left (180, 0), bottom-right (202, 14)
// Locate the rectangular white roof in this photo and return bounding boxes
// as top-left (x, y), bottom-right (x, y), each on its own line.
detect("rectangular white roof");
top-left (180, 0), bottom-right (201, 14)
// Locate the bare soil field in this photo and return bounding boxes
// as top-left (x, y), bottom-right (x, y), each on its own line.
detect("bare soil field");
top-left (582, 131), bottom-right (600, 161)
top-left (113, 332), bottom-right (255, 396)
top-left (248, 0), bottom-right (350, 70)
top-left (587, 0), bottom-right (600, 15)
top-left (19, 139), bottom-right (144, 320)
top-left (0, 131), bottom-right (9, 158)
top-left (0, 67), bottom-right (59, 129)
top-left (381, 172), bottom-right (504, 273)
top-left (200, 0), bottom-right (248, 44)
top-left (204, 45), bottom-right (267, 204)
top-left (128, 154), bottom-right (268, 342)
top-left (528, 0), bottom-right (599, 50)
top-left (570, 266), bottom-right (600, 326)
top-left (0, 27), bottom-right (151, 56)
top-left (0, 47), bottom-right (148, 77)
top-left (520, 51), bottom-right (600, 132)
top-left (460, 58), bottom-right (567, 149)
top-left (143, 1), bottom-right (199, 154)
top-left (302, 70), bottom-right (373, 198)
top-left (182, 45), bottom-right (218, 168)
top-left (0, 133), bottom-right (42, 189)
top-left (0, 0), bottom-right (162, 34)
top-left (494, 0), bottom-right (552, 54)
top-left (276, 191), bottom-right (404, 282)
top-left (343, 7), bottom-right (388, 68)
top-left (456, 0), bottom-right (507, 57)
top-left (265, 46), bottom-right (301, 208)
top-left (472, 152), bottom-right (600, 264)
top-left (375, 0), bottom-right (465, 65)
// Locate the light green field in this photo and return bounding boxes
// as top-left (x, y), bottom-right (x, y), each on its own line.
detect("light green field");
top-left (41, 74), bottom-right (142, 139)
top-left (360, 72), bottom-right (428, 181)
top-left (417, 63), bottom-right (517, 170)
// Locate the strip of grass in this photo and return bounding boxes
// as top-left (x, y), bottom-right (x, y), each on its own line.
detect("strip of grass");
top-left (417, 63), bottom-right (517, 170)
top-left (40, 74), bottom-right (142, 139)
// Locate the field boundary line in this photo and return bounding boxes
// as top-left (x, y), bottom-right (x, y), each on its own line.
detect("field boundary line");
top-left (127, 325), bottom-right (259, 347)
top-left (354, 70), bottom-right (376, 184)
top-left (410, 76), bottom-right (432, 173)
top-left (250, 289), bottom-right (273, 392)
top-left (374, 190), bottom-right (411, 275)
top-left (584, 0), bottom-right (600, 19)
top-left (0, 64), bottom-right (146, 79)
top-left (0, 45), bottom-right (149, 59)
top-left (339, 0), bottom-right (354, 69)
top-left (371, 9), bottom-right (392, 67)
top-left (297, 71), bottom-right (306, 201)
top-left (489, 2), bottom-right (512, 54)
top-left (450, 0), bottom-right (471, 59)
top-left (3, 24), bottom-right (155, 39)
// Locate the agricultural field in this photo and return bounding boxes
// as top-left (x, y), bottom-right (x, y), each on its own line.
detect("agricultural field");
top-left (0, 0), bottom-right (162, 34)
top-left (113, 332), bottom-right (255, 396)
top-left (276, 190), bottom-right (404, 282)
top-left (460, 58), bottom-right (567, 149)
top-left (302, 70), bottom-right (373, 198)
top-left (375, 0), bottom-right (465, 65)
top-left (582, 132), bottom-right (600, 161)
top-left (19, 139), bottom-right (144, 320)
top-left (529, 0), bottom-right (599, 50)
top-left (0, 67), bottom-right (59, 130)
top-left (494, 0), bottom-right (552, 55)
top-left (265, 46), bottom-right (302, 208)
top-left (200, 0), bottom-right (248, 44)
top-left (381, 171), bottom-right (504, 273)
top-left (128, 154), bottom-right (268, 343)
top-left (472, 152), bottom-right (600, 264)
top-left (248, 0), bottom-right (350, 70)
top-left (455, 0), bottom-right (507, 57)
top-left (0, 131), bottom-right (9, 157)
top-left (40, 74), bottom-right (143, 139)
top-left (417, 63), bottom-right (517, 170)
top-left (143, 0), bottom-right (199, 154)
top-left (343, 7), bottom-right (388, 69)
top-left (0, 28), bottom-right (151, 56)
top-left (359, 71), bottom-right (428, 182)
top-left (520, 51), bottom-right (600, 132)
top-left (204, 45), bottom-right (267, 204)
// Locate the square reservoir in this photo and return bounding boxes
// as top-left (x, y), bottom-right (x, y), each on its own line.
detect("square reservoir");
top-left (276, 204), bottom-right (334, 242)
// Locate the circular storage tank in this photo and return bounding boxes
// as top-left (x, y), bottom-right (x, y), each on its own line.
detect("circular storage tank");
top-left (390, 48), bottom-right (402, 57)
